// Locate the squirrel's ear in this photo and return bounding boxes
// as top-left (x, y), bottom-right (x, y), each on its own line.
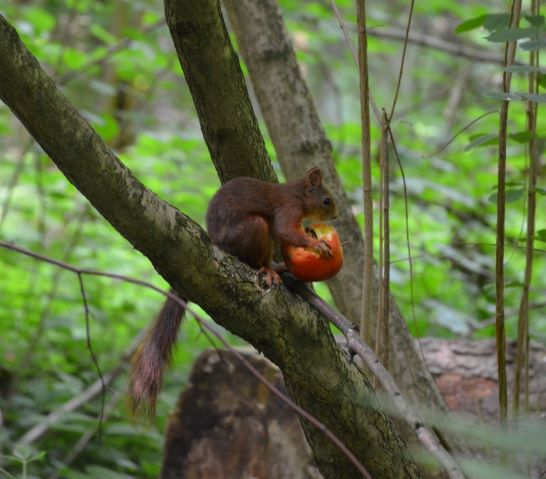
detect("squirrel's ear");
top-left (306, 167), bottom-right (322, 186)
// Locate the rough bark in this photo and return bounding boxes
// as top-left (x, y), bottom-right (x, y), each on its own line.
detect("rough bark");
top-left (222, 0), bottom-right (446, 412)
top-left (0, 15), bottom-right (421, 479)
top-left (162, 339), bottom-right (546, 478)
top-left (164, 0), bottom-right (275, 184)
top-left (161, 350), bottom-right (321, 479)
top-left (422, 338), bottom-right (546, 421)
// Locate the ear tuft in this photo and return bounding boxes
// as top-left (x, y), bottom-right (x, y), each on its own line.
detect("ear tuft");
top-left (306, 167), bottom-right (322, 186)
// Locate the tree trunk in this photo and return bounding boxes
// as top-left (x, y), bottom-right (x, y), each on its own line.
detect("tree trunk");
top-left (162, 339), bottom-right (546, 478)
top-left (222, 0), bottom-right (446, 417)
top-left (0, 14), bottom-right (424, 478)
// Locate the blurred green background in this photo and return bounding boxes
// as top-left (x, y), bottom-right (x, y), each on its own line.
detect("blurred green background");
top-left (0, 0), bottom-right (545, 477)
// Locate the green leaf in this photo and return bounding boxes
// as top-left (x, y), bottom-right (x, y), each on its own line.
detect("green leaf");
top-left (63, 48), bottom-right (88, 70)
top-left (91, 113), bottom-right (120, 142)
top-left (536, 187), bottom-right (546, 196)
top-left (539, 73), bottom-right (546, 88)
top-left (142, 11), bottom-right (162, 26)
top-left (520, 38), bottom-right (546, 51)
top-left (504, 65), bottom-right (546, 74)
top-left (536, 229), bottom-right (546, 243)
top-left (485, 27), bottom-right (536, 43)
top-left (506, 188), bottom-right (524, 202)
top-left (508, 188), bottom-right (525, 202)
top-left (509, 131), bottom-right (536, 143)
top-left (455, 15), bottom-right (487, 33)
top-left (28, 451), bottom-right (47, 463)
top-left (505, 280), bottom-right (524, 289)
top-left (106, 423), bottom-right (145, 436)
top-left (484, 91), bottom-right (525, 101)
top-left (465, 133), bottom-right (497, 151)
top-left (24, 6), bottom-right (56, 34)
top-left (524, 15), bottom-right (545, 27)
top-left (84, 466), bottom-right (134, 479)
top-left (90, 24), bottom-right (117, 45)
top-left (523, 93), bottom-right (546, 104)
top-left (485, 91), bottom-right (546, 103)
top-left (483, 14), bottom-right (510, 31)
top-left (488, 188), bottom-right (524, 204)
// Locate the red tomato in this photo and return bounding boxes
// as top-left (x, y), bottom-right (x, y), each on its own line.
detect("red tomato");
top-left (282, 223), bottom-right (343, 282)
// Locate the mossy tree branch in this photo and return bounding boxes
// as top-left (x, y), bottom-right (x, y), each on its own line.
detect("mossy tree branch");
top-left (0, 13), bottom-right (421, 479)
top-left (221, 0), bottom-right (448, 417)
top-left (164, 0), bottom-right (275, 184)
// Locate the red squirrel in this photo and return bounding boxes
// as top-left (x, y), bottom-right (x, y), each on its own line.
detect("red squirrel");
top-left (129, 167), bottom-right (337, 415)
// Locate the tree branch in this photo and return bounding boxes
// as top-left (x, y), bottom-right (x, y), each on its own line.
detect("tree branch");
top-left (222, 0), bottom-right (448, 419)
top-left (2, 241), bottom-right (372, 478)
top-left (164, 0), bottom-right (274, 184)
top-left (368, 26), bottom-right (515, 66)
top-left (0, 14), bottom-right (420, 479)
top-left (283, 274), bottom-right (465, 479)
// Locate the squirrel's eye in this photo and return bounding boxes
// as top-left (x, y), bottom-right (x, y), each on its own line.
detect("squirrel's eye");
top-left (322, 197), bottom-right (331, 206)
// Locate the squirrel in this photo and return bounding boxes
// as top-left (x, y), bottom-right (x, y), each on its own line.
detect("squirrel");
top-left (129, 166), bottom-right (338, 415)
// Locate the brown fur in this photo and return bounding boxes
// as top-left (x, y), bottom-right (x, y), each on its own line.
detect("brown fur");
top-left (206, 166), bottom-right (338, 267)
top-left (129, 290), bottom-right (185, 416)
top-left (129, 167), bottom-right (337, 415)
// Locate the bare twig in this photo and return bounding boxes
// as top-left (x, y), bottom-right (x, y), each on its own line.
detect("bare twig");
top-left (57, 20), bottom-right (165, 85)
top-left (329, 0), bottom-right (358, 64)
top-left (388, 0), bottom-right (415, 122)
top-left (48, 391), bottom-right (123, 479)
top-left (463, 302), bottom-right (546, 338)
top-left (514, 0), bottom-right (540, 417)
top-left (376, 109), bottom-right (385, 367)
top-left (0, 137), bottom-right (34, 230)
top-left (1, 241), bottom-right (371, 478)
top-left (77, 273), bottom-right (106, 441)
top-left (388, 130), bottom-right (426, 364)
top-left (7, 204), bottom-right (88, 400)
top-left (368, 27), bottom-right (517, 66)
top-left (376, 110), bottom-right (390, 370)
top-left (441, 66), bottom-right (472, 137)
top-left (16, 329), bottom-right (146, 447)
top-left (356, 0), bottom-right (374, 344)
top-left (282, 274), bottom-right (466, 479)
top-left (426, 111), bottom-right (498, 158)
top-left (496, 0), bottom-right (522, 427)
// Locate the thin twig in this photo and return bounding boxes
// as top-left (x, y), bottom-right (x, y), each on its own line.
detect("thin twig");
top-left (329, 0), bottom-right (357, 64)
top-left (0, 138), bottom-right (34, 230)
top-left (375, 110), bottom-right (391, 372)
top-left (388, 0), bottom-right (415, 122)
top-left (368, 27), bottom-right (518, 66)
top-left (375, 109), bottom-right (386, 368)
top-left (282, 274), bottom-right (466, 479)
top-left (388, 129), bottom-right (426, 363)
top-left (356, 0), bottom-right (374, 345)
top-left (57, 20), bottom-right (165, 85)
top-left (496, 0), bottom-right (522, 428)
top-left (48, 391), bottom-right (123, 479)
top-left (16, 328), bottom-right (145, 447)
top-left (329, 0), bottom-right (382, 122)
top-left (7, 206), bottom-right (87, 400)
top-left (381, 110), bottom-right (390, 370)
top-left (1, 241), bottom-right (371, 478)
top-left (514, 0), bottom-right (540, 418)
top-left (426, 111), bottom-right (498, 158)
top-left (77, 273), bottom-right (105, 442)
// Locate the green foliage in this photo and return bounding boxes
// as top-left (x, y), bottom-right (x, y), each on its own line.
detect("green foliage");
top-left (1, 0), bottom-right (546, 477)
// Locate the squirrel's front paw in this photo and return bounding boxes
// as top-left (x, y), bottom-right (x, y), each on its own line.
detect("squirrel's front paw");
top-left (314, 240), bottom-right (333, 259)
top-left (258, 267), bottom-right (282, 287)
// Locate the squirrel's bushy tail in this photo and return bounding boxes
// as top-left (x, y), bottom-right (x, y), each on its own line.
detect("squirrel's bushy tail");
top-left (129, 289), bottom-right (186, 416)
